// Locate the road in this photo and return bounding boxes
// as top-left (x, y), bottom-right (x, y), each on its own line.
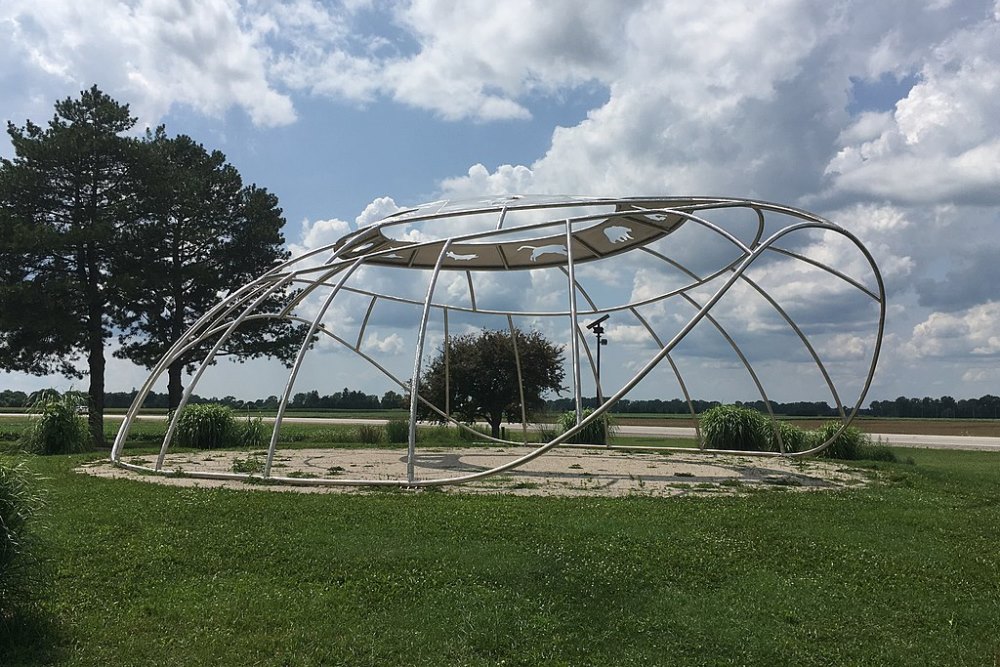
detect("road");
top-left (6, 412), bottom-right (994, 452)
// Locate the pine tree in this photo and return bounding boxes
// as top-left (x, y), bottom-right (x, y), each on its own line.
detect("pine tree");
top-left (0, 86), bottom-right (139, 446)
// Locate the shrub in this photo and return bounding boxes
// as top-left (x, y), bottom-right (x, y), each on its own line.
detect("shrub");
top-left (768, 420), bottom-right (810, 453)
top-left (862, 442), bottom-right (899, 462)
top-left (558, 408), bottom-right (615, 444)
top-left (699, 405), bottom-right (771, 451)
top-left (20, 392), bottom-right (91, 455)
top-left (239, 414), bottom-right (268, 448)
top-left (175, 404), bottom-right (236, 449)
top-left (458, 423), bottom-right (491, 442)
top-left (317, 426), bottom-right (357, 444)
top-left (0, 456), bottom-right (45, 616)
top-left (356, 423), bottom-right (383, 445)
top-left (385, 419), bottom-right (410, 444)
top-left (812, 421), bottom-right (867, 460)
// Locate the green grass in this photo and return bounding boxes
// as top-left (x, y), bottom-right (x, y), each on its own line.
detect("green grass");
top-left (2, 448), bottom-right (999, 665)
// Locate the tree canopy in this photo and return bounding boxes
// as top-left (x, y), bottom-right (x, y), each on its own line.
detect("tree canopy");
top-left (417, 328), bottom-right (565, 438)
top-left (114, 128), bottom-right (303, 408)
top-left (0, 86), bottom-right (139, 444)
top-left (0, 86), bottom-right (304, 442)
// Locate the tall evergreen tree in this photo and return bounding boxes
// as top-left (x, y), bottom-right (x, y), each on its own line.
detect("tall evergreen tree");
top-left (0, 87), bottom-right (138, 446)
top-left (114, 129), bottom-right (304, 409)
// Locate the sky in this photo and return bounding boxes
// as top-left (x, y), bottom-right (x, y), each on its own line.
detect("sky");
top-left (2, 0), bottom-right (1000, 407)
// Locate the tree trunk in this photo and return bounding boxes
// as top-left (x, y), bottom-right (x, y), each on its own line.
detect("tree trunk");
top-left (489, 415), bottom-right (502, 439)
top-left (87, 329), bottom-right (106, 448)
top-left (84, 240), bottom-right (107, 448)
top-left (167, 360), bottom-right (184, 411)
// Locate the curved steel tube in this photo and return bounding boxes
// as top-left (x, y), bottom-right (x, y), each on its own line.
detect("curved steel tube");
top-left (111, 196), bottom-right (886, 486)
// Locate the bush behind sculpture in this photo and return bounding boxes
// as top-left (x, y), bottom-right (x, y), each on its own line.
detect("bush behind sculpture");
top-left (699, 404), bottom-right (772, 451)
top-left (175, 404), bottom-right (237, 449)
top-left (558, 408), bottom-right (615, 444)
top-left (813, 421), bottom-right (868, 460)
top-left (20, 392), bottom-right (91, 455)
top-left (769, 420), bottom-right (809, 453)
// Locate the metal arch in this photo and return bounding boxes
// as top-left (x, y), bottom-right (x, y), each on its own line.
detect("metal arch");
top-left (154, 274), bottom-right (298, 470)
top-left (564, 218), bottom-right (583, 423)
top-left (407, 239), bottom-right (453, 483)
top-left (629, 307), bottom-right (703, 447)
top-left (636, 211), bottom-right (875, 427)
top-left (265, 256), bottom-right (367, 477)
top-left (112, 195), bottom-right (887, 486)
top-left (507, 314), bottom-right (530, 443)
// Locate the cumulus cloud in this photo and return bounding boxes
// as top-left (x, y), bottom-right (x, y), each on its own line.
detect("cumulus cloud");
top-left (1, 0), bottom-right (296, 129)
top-left (363, 332), bottom-right (405, 354)
top-left (289, 216), bottom-right (351, 255)
top-left (906, 301), bottom-right (1000, 358)
top-left (824, 8), bottom-right (1000, 204)
top-left (355, 196), bottom-right (403, 227)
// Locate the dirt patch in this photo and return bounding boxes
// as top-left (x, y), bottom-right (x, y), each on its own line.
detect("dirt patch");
top-left (79, 447), bottom-right (872, 497)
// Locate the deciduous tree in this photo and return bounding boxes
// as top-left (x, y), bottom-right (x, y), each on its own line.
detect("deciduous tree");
top-left (417, 328), bottom-right (565, 438)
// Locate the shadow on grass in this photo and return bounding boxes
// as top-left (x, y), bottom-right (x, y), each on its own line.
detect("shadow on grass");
top-left (0, 603), bottom-right (68, 666)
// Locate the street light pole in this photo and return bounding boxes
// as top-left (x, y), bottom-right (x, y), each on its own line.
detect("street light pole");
top-left (586, 315), bottom-right (610, 445)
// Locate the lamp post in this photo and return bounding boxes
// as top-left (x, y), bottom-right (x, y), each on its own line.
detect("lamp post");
top-left (586, 315), bottom-right (610, 445)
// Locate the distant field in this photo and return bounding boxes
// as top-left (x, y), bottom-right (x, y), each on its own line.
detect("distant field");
top-left (3, 412), bottom-right (999, 441)
top-left (611, 415), bottom-right (1000, 437)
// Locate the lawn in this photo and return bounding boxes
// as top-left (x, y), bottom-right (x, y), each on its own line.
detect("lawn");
top-left (2, 448), bottom-right (999, 666)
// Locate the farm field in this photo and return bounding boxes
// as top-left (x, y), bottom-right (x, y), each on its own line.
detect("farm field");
top-left (2, 446), bottom-right (999, 665)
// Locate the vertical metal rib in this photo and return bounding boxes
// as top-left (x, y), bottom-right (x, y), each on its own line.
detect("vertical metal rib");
top-left (564, 219), bottom-right (583, 423)
top-left (265, 258), bottom-right (366, 477)
top-left (355, 295), bottom-right (378, 351)
top-left (444, 308), bottom-right (450, 418)
top-left (466, 271), bottom-right (477, 311)
top-left (407, 240), bottom-right (452, 483)
top-left (507, 315), bottom-right (529, 443)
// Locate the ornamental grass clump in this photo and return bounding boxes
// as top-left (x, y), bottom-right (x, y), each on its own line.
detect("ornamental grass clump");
top-left (239, 414), bottom-right (268, 448)
top-left (558, 408), bottom-right (615, 444)
top-left (0, 456), bottom-right (45, 617)
top-left (356, 423), bottom-right (383, 445)
top-left (20, 392), bottom-right (91, 455)
top-left (769, 420), bottom-right (810, 453)
top-left (175, 404), bottom-right (236, 449)
top-left (812, 421), bottom-right (897, 461)
top-left (699, 404), bottom-right (771, 451)
top-left (385, 419), bottom-right (409, 444)
top-left (812, 421), bottom-right (866, 460)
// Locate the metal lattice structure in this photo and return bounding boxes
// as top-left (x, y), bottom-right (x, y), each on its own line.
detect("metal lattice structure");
top-left (112, 196), bottom-right (886, 486)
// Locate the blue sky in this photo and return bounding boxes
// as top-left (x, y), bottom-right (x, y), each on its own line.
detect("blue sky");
top-left (2, 0), bottom-right (1000, 405)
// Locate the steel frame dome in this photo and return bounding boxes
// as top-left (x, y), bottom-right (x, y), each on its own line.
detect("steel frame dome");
top-left (111, 195), bottom-right (886, 487)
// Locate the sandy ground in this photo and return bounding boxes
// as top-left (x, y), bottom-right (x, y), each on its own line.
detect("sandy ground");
top-left (79, 446), bottom-right (872, 497)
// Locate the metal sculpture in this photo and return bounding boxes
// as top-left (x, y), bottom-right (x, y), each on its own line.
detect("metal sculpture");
top-left (111, 196), bottom-right (885, 487)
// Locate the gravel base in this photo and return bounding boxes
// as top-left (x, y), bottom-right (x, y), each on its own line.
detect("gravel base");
top-left (79, 446), bottom-right (872, 497)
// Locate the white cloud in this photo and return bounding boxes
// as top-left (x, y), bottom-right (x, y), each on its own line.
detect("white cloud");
top-left (355, 196), bottom-right (402, 227)
top-left (1, 0), bottom-right (296, 128)
top-left (287, 217), bottom-right (351, 257)
top-left (824, 9), bottom-right (1000, 203)
top-left (363, 332), bottom-right (405, 354)
top-left (907, 301), bottom-right (1000, 358)
top-left (438, 164), bottom-right (537, 199)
